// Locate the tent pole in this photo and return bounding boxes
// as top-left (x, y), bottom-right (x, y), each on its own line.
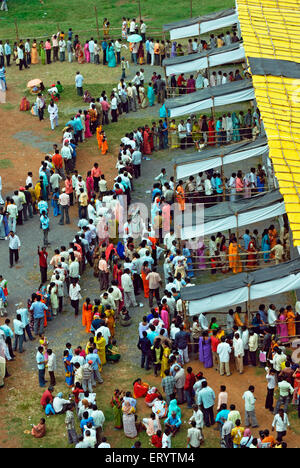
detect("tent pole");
top-left (221, 154), bottom-right (226, 202)
top-left (247, 283), bottom-right (251, 326)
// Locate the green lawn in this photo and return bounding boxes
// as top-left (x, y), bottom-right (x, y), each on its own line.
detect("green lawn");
top-left (1, 0), bottom-right (234, 41)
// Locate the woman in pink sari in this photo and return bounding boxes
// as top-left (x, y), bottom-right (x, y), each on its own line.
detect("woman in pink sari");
top-left (160, 306), bottom-right (169, 331)
top-left (196, 239), bottom-right (206, 270)
top-left (276, 308), bottom-right (289, 343)
top-left (86, 171), bottom-right (94, 202)
top-left (84, 41), bottom-right (90, 62)
top-left (84, 111), bottom-right (92, 138)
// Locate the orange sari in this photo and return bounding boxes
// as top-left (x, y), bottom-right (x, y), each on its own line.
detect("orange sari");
top-left (269, 228), bottom-right (277, 258)
top-left (228, 243), bottom-right (242, 273)
top-left (141, 266), bottom-right (150, 298)
top-left (287, 310), bottom-right (296, 337)
top-left (96, 126), bottom-right (103, 149)
top-left (82, 302), bottom-right (93, 333)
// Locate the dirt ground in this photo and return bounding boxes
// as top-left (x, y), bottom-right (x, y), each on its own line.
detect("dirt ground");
top-left (0, 89), bottom-right (118, 194)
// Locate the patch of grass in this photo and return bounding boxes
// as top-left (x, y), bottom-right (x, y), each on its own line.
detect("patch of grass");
top-left (0, 158), bottom-right (13, 168)
top-left (0, 0), bottom-right (235, 40)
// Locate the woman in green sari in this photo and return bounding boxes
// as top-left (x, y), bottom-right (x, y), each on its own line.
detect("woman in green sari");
top-left (39, 41), bottom-right (46, 65)
top-left (232, 112), bottom-right (241, 142)
top-left (110, 389), bottom-right (123, 429)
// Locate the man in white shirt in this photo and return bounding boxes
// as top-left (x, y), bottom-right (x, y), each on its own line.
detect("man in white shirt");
top-left (59, 38), bottom-right (66, 61)
top-left (242, 385), bottom-right (259, 427)
top-left (233, 332), bottom-right (244, 374)
top-left (8, 231), bottom-right (21, 267)
top-left (267, 304), bottom-right (277, 334)
top-left (187, 420), bottom-right (202, 448)
top-left (88, 38), bottom-right (95, 63)
top-left (121, 268), bottom-right (137, 308)
top-left (199, 312), bottom-right (209, 331)
top-left (217, 336), bottom-right (231, 376)
top-left (130, 19), bottom-right (136, 33)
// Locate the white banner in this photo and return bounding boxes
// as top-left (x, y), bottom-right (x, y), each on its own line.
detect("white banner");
top-left (176, 144), bottom-right (269, 179)
top-left (165, 45), bottom-right (245, 77)
top-left (169, 87), bottom-right (255, 118)
top-left (188, 271), bottom-right (300, 315)
top-left (169, 13), bottom-right (239, 41)
top-left (181, 201), bottom-right (286, 239)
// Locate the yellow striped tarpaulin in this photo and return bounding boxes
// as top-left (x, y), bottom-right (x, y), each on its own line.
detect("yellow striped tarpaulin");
top-left (237, 0), bottom-right (300, 246)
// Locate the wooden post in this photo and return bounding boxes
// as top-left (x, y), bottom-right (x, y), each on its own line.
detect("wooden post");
top-left (14, 20), bottom-right (19, 42)
top-left (94, 5), bottom-right (101, 44)
top-left (138, 0), bottom-right (142, 22)
top-left (220, 154), bottom-right (226, 202)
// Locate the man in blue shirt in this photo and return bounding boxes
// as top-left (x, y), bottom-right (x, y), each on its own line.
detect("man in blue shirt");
top-left (36, 345), bottom-right (47, 387)
top-left (75, 71), bottom-right (84, 96)
top-left (197, 381), bottom-right (215, 427)
top-left (243, 229), bottom-right (251, 250)
top-left (215, 403), bottom-right (230, 435)
top-left (164, 411), bottom-right (181, 436)
top-left (86, 347), bottom-right (103, 385)
top-left (80, 411), bottom-right (94, 433)
top-left (40, 211), bottom-right (50, 247)
top-left (30, 296), bottom-right (48, 335)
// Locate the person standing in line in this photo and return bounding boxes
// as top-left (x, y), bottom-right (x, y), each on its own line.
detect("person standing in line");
top-left (217, 336), bottom-right (231, 377)
top-left (7, 231), bottom-right (21, 268)
top-left (36, 345), bottom-right (47, 388)
top-left (233, 332), bottom-right (244, 374)
top-left (187, 420), bottom-right (202, 449)
top-left (242, 385), bottom-right (259, 428)
top-left (13, 313), bottom-right (25, 353)
top-left (146, 267), bottom-right (162, 308)
top-left (197, 381), bottom-right (215, 428)
top-left (47, 349), bottom-right (57, 387)
top-left (30, 295), bottom-right (48, 335)
top-left (265, 367), bottom-right (276, 413)
top-left (40, 210), bottom-right (50, 247)
top-left (17, 304), bottom-right (34, 342)
top-left (58, 188), bottom-right (70, 225)
top-left (65, 403), bottom-right (78, 445)
top-left (69, 278), bottom-right (81, 317)
top-left (75, 71), bottom-right (84, 96)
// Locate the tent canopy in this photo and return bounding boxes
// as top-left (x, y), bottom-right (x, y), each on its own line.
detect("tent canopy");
top-left (181, 258), bottom-right (300, 315)
top-left (173, 136), bottom-right (268, 179)
top-left (163, 8), bottom-right (238, 41)
top-left (165, 80), bottom-right (255, 117)
top-left (178, 190), bottom-right (285, 239)
top-left (163, 42), bottom-right (245, 76)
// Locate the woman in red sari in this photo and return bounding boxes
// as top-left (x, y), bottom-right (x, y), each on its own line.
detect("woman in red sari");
top-left (148, 126), bottom-right (154, 152)
top-left (143, 126), bottom-right (152, 155)
top-left (246, 236), bottom-right (258, 269)
top-left (208, 117), bottom-right (215, 145)
top-left (133, 378), bottom-right (149, 398)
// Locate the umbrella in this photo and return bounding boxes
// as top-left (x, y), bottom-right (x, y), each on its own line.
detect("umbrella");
top-left (127, 34), bottom-right (142, 43)
top-left (27, 78), bottom-right (42, 88)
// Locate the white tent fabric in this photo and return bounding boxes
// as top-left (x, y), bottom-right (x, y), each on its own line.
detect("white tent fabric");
top-left (176, 142), bottom-right (269, 179)
top-left (181, 201), bottom-right (286, 239)
top-left (189, 271), bottom-right (300, 315)
top-left (167, 12), bottom-right (239, 41)
top-left (167, 87), bottom-right (255, 117)
top-left (165, 44), bottom-right (245, 76)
